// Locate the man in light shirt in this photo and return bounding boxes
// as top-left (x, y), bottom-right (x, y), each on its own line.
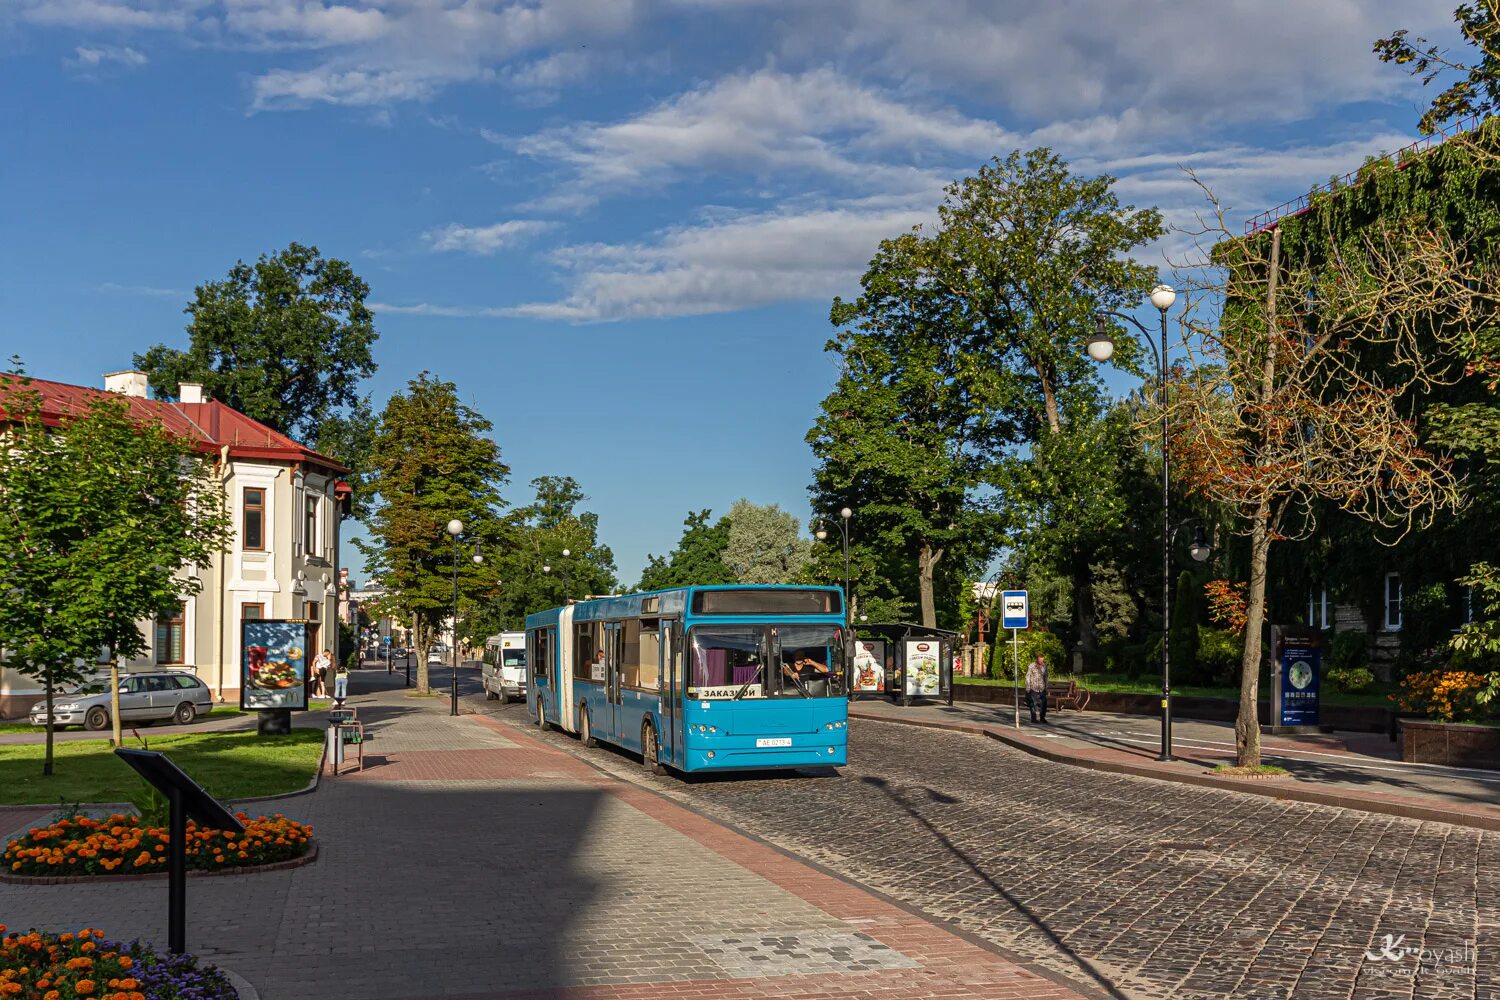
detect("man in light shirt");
top-left (1025, 653), bottom-right (1048, 724)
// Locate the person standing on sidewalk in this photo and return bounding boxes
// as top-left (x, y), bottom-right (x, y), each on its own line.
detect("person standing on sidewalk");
top-left (1025, 653), bottom-right (1048, 724)
top-left (333, 657), bottom-right (350, 704)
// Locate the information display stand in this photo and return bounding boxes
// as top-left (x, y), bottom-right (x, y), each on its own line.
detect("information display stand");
top-left (113, 749), bottom-right (245, 954)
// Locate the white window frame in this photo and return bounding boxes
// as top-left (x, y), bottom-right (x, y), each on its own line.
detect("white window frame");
top-left (1384, 573), bottom-right (1403, 632)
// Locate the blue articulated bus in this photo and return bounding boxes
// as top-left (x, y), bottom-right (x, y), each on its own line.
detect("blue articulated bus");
top-left (525, 585), bottom-right (849, 774)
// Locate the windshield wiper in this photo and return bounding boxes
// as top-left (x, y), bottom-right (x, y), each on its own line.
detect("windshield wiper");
top-left (733, 663), bottom-right (763, 700)
top-left (782, 664), bottom-right (812, 698)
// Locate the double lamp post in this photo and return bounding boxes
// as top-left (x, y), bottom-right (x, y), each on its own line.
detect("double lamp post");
top-left (814, 506), bottom-right (853, 609)
top-left (1086, 284), bottom-right (1209, 762)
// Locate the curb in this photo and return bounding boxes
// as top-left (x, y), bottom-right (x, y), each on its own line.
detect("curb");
top-left (231, 738), bottom-right (326, 806)
top-left (221, 965), bottom-right (259, 1000)
top-left (0, 840), bottom-right (319, 885)
top-left (851, 710), bottom-right (1500, 833)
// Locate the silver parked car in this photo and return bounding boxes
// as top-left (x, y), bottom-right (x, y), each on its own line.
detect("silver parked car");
top-left (29, 670), bottom-right (214, 731)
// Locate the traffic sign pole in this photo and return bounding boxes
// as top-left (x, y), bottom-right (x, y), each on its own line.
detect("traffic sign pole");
top-left (1012, 628), bottom-right (1020, 730)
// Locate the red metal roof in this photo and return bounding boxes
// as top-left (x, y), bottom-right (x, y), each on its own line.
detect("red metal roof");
top-left (0, 374), bottom-right (349, 474)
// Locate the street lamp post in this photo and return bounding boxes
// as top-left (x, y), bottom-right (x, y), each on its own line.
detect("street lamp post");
top-left (560, 548), bottom-right (573, 600)
top-left (814, 507), bottom-right (854, 613)
top-left (1088, 284), bottom-right (1179, 761)
top-left (446, 519), bottom-right (483, 718)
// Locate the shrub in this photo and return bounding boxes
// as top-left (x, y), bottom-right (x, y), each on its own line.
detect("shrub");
top-left (1394, 669), bottom-right (1489, 723)
top-left (994, 629), bottom-right (1065, 677)
top-left (0, 924), bottom-right (236, 999)
top-left (1197, 627), bottom-right (1243, 686)
top-left (1326, 665), bottom-right (1375, 693)
top-left (1169, 571), bottom-right (1203, 683)
top-left (4, 812), bottom-right (313, 878)
top-left (1326, 630), bottom-right (1368, 672)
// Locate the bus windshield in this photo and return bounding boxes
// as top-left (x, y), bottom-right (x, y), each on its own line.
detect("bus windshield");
top-left (502, 650), bottom-right (525, 668)
top-left (688, 625), bottom-right (845, 699)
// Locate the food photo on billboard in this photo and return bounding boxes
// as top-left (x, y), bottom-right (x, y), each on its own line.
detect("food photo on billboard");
top-left (241, 619), bottom-right (310, 711)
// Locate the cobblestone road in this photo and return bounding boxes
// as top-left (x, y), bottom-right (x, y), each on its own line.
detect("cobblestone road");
top-left (483, 702), bottom-right (1500, 1000)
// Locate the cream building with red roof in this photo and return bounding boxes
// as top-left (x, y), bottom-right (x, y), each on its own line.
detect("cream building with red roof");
top-left (0, 370), bottom-right (351, 718)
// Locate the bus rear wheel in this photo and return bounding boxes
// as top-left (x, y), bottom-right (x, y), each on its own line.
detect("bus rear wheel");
top-left (641, 722), bottom-right (662, 775)
top-left (580, 707), bottom-right (597, 748)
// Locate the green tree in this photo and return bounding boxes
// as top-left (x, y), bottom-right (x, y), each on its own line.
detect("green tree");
top-left (637, 509), bottom-right (734, 591)
top-left (357, 373), bottom-right (508, 692)
top-left (133, 242), bottom-right (379, 515)
top-left (722, 499), bottom-right (812, 584)
top-left (0, 380), bottom-right (229, 773)
top-left (474, 476), bottom-right (618, 634)
top-left (1376, 2), bottom-right (1500, 134)
top-left (810, 232), bottom-right (1010, 626)
top-left (932, 148), bottom-right (1163, 657)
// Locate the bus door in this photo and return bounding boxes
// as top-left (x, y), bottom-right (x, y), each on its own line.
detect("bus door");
top-left (604, 622), bottom-right (624, 741)
top-left (659, 619), bottom-right (677, 764)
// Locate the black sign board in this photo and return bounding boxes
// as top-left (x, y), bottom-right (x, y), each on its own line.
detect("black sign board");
top-left (114, 748), bottom-right (246, 954)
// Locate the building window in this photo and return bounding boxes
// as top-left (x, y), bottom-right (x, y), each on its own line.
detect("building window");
top-left (304, 601), bottom-right (320, 622)
top-left (304, 495), bottom-right (319, 556)
top-left (243, 603), bottom-right (265, 621)
top-left (1384, 573), bottom-right (1403, 631)
top-left (1307, 588), bottom-right (1329, 630)
top-left (243, 488), bottom-right (265, 551)
top-left (155, 603), bottom-right (186, 664)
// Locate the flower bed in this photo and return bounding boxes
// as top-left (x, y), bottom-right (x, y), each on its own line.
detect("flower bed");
top-left (4, 813), bottom-right (312, 877)
top-left (1, 925), bottom-right (237, 999)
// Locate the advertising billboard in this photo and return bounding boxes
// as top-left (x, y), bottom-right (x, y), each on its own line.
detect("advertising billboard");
top-left (241, 619), bottom-right (310, 711)
top-left (904, 639), bottom-right (941, 696)
top-left (852, 639), bottom-right (887, 693)
top-left (1278, 640), bottom-right (1321, 727)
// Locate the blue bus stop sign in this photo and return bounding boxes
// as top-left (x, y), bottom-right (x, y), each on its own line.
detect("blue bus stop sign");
top-left (1001, 591), bottom-right (1029, 630)
top-left (382, 635), bottom-right (391, 646)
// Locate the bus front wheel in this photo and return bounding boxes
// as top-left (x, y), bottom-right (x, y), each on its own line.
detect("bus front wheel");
top-left (535, 699), bottom-right (546, 729)
top-left (641, 722), bottom-right (662, 775)
top-left (580, 707), bottom-right (597, 748)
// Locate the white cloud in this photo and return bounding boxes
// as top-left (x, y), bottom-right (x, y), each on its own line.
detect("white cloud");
top-left (370, 301), bottom-right (515, 318)
top-left (510, 201), bottom-right (931, 321)
top-left (423, 219), bottom-right (556, 255)
top-left (19, 0), bottom-right (189, 31)
top-left (67, 44), bottom-right (149, 69)
top-left (514, 67), bottom-right (1013, 194)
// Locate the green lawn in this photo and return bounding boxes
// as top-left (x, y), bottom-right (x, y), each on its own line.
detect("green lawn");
top-left (0, 729), bottom-right (325, 806)
top-left (956, 673), bottom-right (1398, 708)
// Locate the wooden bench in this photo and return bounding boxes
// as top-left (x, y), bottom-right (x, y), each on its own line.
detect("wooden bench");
top-left (1046, 680), bottom-right (1090, 712)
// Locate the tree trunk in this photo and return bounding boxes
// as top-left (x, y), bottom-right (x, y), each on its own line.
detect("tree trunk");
top-left (1236, 505), bottom-right (1273, 767)
top-left (109, 658), bottom-right (122, 749)
top-left (43, 671), bottom-right (54, 777)
top-left (917, 542), bottom-right (944, 628)
top-left (414, 615), bottom-right (430, 693)
top-left (1073, 556), bottom-right (1098, 673)
top-left (1236, 228), bottom-right (1282, 769)
top-left (1038, 368), bottom-right (1061, 436)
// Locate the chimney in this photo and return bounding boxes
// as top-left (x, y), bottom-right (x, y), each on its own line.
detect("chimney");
top-left (103, 370), bottom-right (149, 398)
top-left (178, 382), bottom-right (204, 404)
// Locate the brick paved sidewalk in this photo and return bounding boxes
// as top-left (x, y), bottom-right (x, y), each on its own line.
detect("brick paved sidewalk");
top-left (850, 700), bottom-right (1500, 831)
top-left (0, 684), bottom-right (1092, 1000)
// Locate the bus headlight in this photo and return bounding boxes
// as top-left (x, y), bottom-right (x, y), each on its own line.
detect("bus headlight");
top-left (827, 747), bottom-right (836, 755)
top-left (707, 750), bottom-right (716, 759)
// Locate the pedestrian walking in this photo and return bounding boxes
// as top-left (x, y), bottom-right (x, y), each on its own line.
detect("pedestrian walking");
top-left (333, 658), bottom-right (350, 704)
top-left (312, 648), bottom-right (333, 698)
top-left (1025, 652), bottom-right (1048, 724)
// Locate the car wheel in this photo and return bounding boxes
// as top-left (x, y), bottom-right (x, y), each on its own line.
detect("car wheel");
top-left (497, 688), bottom-right (509, 705)
top-left (84, 706), bottom-right (109, 731)
top-left (485, 682), bottom-right (498, 701)
top-left (641, 722), bottom-right (662, 775)
top-left (580, 707), bottom-right (597, 748)
top-left (174, 702), bottom-right (196, 725)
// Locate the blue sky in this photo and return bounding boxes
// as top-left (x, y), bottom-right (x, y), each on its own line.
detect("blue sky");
top-left (0, 0), bottom-right (1458, 585)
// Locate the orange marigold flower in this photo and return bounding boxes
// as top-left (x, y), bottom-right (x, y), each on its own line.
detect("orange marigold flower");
top-left (75, 979), bottom-right (96, 995)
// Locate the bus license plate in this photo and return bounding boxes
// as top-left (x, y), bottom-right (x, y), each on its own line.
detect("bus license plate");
top-left (756, 737), bottom-right (792, 748)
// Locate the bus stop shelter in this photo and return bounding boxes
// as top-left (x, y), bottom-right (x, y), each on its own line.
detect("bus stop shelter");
top-left (849, 623), bottom-right (956, 707)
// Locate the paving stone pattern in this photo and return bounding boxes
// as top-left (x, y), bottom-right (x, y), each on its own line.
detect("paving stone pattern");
top-left (0, 688), bottom-right (1083, 1000)
top-left (496, 703), bottom-right (1500, 1000)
